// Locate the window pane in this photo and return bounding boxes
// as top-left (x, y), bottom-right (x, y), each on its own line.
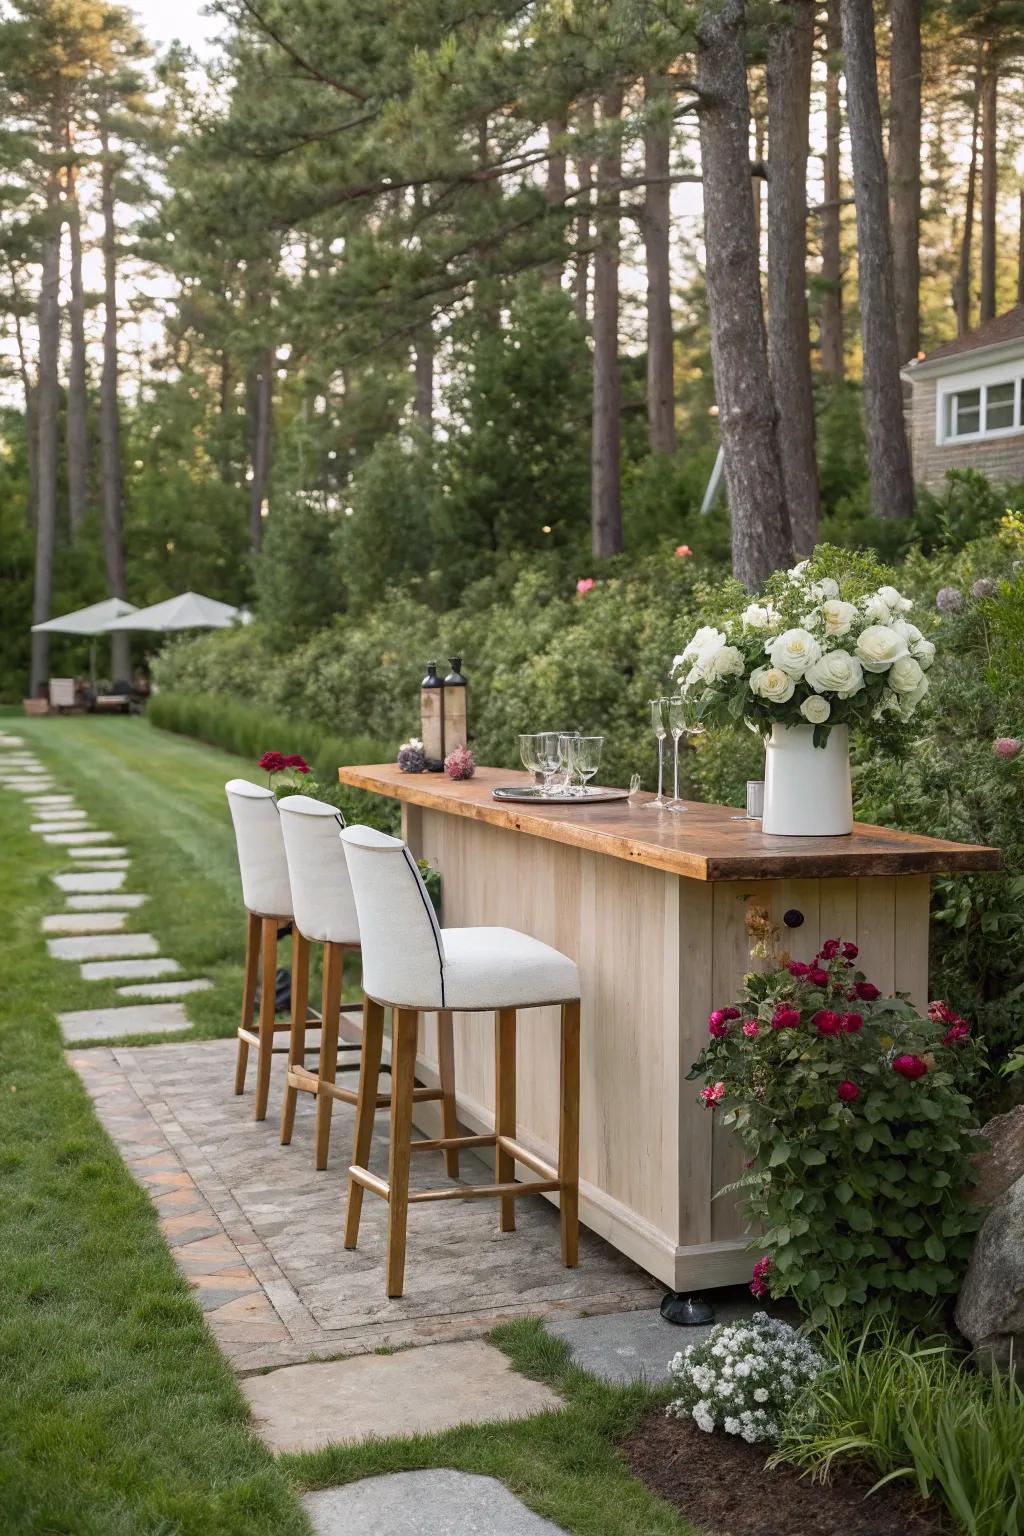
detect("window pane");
top-left (953, 389), bottom-right (981, 436)
top-left (986, 382), bottom-right (1015, 431)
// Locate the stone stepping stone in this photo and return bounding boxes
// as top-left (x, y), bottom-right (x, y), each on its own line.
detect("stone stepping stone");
top-left (241, 1339), bottom-right (561, 1454)
top-left (116, 978), bottom-right (213, 1000)
top-left (303, 1472), bottom-right (565, 1536)
top-left (73, 860), bottom-right (131, 872)
top-left (57, 1002), bottom-right (190, 1044)
top-left (0, 735), bottom-right (25, 746)
top-left (48, 933), bottom-right (159, 962)
top-left (2, 779), bottom-right (57, 791)
top-left (32, 821), bottom-right (95, 834)
top-left (42, 912), bottom-right (128, 935)
top-left (54, 871), bottom-right (127, 894)
top-left (43, 830), bottom-right (113, 845)
top-left (66, 893), bottom-right (147, 911)
top-left (28, 795), bottom-right (75, 805)
top-left (31, 807), bottom-right (86, 820)
top-left (67, 846), bottom-right (128, 860)
top-left (544, 1301), bottom-right (762, 1385)
top-left (80, 957), bottom-right (181, 982)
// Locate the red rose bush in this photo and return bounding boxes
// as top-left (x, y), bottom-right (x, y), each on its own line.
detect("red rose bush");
top-left (689, 939), bottom-right (983, 1324)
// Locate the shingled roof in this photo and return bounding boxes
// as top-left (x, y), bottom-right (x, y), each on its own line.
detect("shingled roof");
top-left (915, 304), bottom-right (1024, 368)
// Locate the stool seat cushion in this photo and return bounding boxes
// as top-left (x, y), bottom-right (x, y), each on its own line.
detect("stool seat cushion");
top-left (440, 927), bottom-right (580, 1011)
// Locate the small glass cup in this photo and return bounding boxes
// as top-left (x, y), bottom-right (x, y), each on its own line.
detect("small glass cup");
top-left (569, 735), bottom-right (603, 795)
top-left (520, 732), bottom-right (563, 795)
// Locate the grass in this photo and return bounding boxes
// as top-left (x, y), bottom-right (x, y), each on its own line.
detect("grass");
top-left (0, 716), bottom-right (694, 1535)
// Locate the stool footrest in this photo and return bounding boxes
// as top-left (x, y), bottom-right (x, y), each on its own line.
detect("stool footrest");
top-left (496, 1135), bottom-right (558, 1182)
top-left (410, 1133), bottom-right (496, 1155)
top-left (408, 1179), bottom-right (560, 1204)
top-left (349, 1166), bottom-right (390, 1202)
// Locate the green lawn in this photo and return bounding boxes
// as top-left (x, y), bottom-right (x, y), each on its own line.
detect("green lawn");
top-left (0, 716), bottom-right (692, 1535)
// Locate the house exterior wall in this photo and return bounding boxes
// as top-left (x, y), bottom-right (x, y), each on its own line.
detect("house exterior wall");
top-left (910, 374), bottom-right (1024, 491)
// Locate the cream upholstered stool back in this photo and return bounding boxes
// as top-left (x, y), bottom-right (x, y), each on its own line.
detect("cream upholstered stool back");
top-left (339, 822), bottom-right (581, 1299)
top-left (224, 779), bottom-right (303, 1120)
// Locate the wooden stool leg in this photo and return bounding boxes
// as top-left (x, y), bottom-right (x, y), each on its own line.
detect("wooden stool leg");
top-left (253, 918), bottom-right (278, 1121)
top-left (559, 998), bottom-right (580, 1268)
top-left (344, 996), bottom-right (385, 1250)
top-left (314, 942), bottom-right (343, 1170)
top-left (234, 911), bottom-right (260, 1095)
top-left (494, 1008), bottom-right (517, 1232)
top-left (279, 930), bottom-right (310, 1145)
top-left (385, 1008), bottom-right (419, 1298)
top-left (437, 1008), bottom-right (460, 1179)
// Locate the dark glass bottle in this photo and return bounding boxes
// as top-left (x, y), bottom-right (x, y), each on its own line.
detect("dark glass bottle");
top-left (420, 661), bottom-right (445, 768)
top-left (443, 656), bottom-right (468, 752)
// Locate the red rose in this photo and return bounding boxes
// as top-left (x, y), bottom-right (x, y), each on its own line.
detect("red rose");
top-left (258, 751), bottom-right (287, 773)
top-left (819, 939), bottom-right (841, 959)
top-left (928, 1000), bottom-right (958, 1024)
top-left (843, 942), bottom-right (859, 960)
top-left (892, 1053), bottom-right (928, 1080)
top-left (708, 1017), bottom-right (730, 1038)
top-left (855, 981), bottom-right (881, 1001)
top-left (284, 754), bottom-right (311, 773)
top-left (772, 1005), bottom-right (801, 1030)
top-left (809, 967), bottom-right (830, 987)
top-left (788, 961), bottom-right (811, 978)
top-left (814, 1009), bottom-right (842, 1035)
top-left (842, 1012), bottom-right (864, 1033)
top-left (700, 1081), bottom-right (726, 1107)
top-left (750, 1255), bottom-right (771, 1298)
top-left (837, 1080), bottom-right (860, 1102)
top-left (943, 1022), bottom-right (971, 1045)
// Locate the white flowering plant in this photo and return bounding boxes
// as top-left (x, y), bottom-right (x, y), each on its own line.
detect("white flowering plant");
top-left (672, 547), bottom-right (936, 747)
top-left (667, 1313), bottom-right (823, 1444)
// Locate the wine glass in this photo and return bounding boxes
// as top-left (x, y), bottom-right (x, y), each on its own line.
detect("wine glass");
top-left (666, 696), bottom-right (687, 812)
top-left (521, 732), bottom-right (563, 795)
top-left (557, 732), bottom-right (579, 795)
top-left (570, 736), bottom-right (603, 795)
top-left (519, 733), bottom-right (541, 784)
top-left (646, 698), bottom-right (669, 809)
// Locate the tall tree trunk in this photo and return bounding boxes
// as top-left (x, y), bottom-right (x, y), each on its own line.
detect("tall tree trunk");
top-left (413, 326), bottom-right (434, 431)
top-left (954, 51), bottom-right (983, 335)
top-left (1018, 185), bottom-right (1024, 305)
top-left (217, 348), bottom-right (234, 483)
top-left (247, 346), bottom-right (273, 554)
top-left (30, 166), bottom-right (62, 696)
top-left (544, 113), bottom-right (567, 288)
top-left (573, 96), bottom-right (594, 324)
top-left (99, 116), bottom-right (131, 681)
top-left (696, 0), bottom-right (792, 589)
top-left (65, 141), bottom-right (89, 538)
top-left (767, 0), bottom-right (820, 554)
top-left (751, 76), bottom-right (766, 251)
top-left (591, 86), bottom-right (624, 559)
top-left (820, 0), bottom-right (845, 380)
top-left (8, 265), bottom-right (37, 532)
top-left (643, 75), bottom-right (676, 456)
top-left (889, 0), bottom-right (921, 361)
top-left (979, 37), bottom-right (998, 323)
top-left (838, 0), bottom-right (915, 520)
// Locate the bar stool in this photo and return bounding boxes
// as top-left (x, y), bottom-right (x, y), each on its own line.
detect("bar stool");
top-left (225, 778), bottom-right (312, 1121)
top-left (339, 823), bottom-right (581, 1299)
top-left (278, 797), bottom-right (460, 1172)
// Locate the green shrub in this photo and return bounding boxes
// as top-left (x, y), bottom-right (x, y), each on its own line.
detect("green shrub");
top-left (689, 942), bottom-right (982, 1323)
top-left (773, 1316), bottom-right (1024, 1536)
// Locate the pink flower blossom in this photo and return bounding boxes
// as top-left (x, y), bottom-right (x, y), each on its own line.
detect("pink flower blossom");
top-left (814, 1009), bottom-right (843, 1036)
top-left (842, 1012), bottom-right (863, 1034)
top-left (993, 737), bottom-right (1022, 760)
top-left (772, 1005), bottom-right (801, 1030)
top-left (943, 1022), bottom-right (971, 1045)
top-left (750, 1255), bottom-right (771, 1298)
top-left (837, 1080), bottom-right (860, 1102)
top-left (893, 1053), bottom-right (928, 1081)
top-left (708, 1006), bottom-right (740, 1038)
top-left (675, 544), bottom-right (693, 558)
top-left (742, 1019), bottom-right (760, 1039)
top-left (444, 745), bottom-right (476, 781)
top-left (700, 1081), bottom-right (726, 1107)
top-left (575, 577), bottom-right (595, 595)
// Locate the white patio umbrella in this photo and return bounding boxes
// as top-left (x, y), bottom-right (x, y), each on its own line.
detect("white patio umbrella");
top-left (104, 591), bottom-right (240, 632)
top-left (31, 597), bottom-right (139, 684)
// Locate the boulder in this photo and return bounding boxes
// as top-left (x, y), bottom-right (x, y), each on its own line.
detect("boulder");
top-left (967, 1105), bottom-right (1024, 1207)
top-left (956, 1171), bottom-right (1024, 1373)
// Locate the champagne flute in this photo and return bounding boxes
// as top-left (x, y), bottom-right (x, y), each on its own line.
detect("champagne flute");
top-left (646, 699), bottom-right (669, 809)
top-left (666, 696), bottom-right (686, 812)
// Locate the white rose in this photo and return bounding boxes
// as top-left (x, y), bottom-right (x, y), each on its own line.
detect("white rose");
top-left (891, 618), bottom-right (923, 644)
top-left (888, 655), bottom-right (925, 694)
top-left (912, 636), bottom-right (935, 670)
top-left (683, 625), bottom-right (727, 665)
top-left (741, 603), bottom-right (772, 630)
top-left (809, 577), bottom-right (840, 601)
top-left (855, 624), bottom-right (909, 672)
top-left (806, 650), bottom-right (865, 697)
top-left (799, 694), bottom-right (831, 724)
top-left (821, 599), bottom-right (858, 637)
top-left (860, 593), bottom-right (893, 624)
top-left (898, 675), bottom-right (930, 715)
top-left (787, 558), bottom-right (810, 583)
top-left (685, 663), bottom-right (704, 687)
top-left (768, 627), bottom-right (822, 677)
top-left (878, 584), bottom-right (913, 613)
top-left (750, 665), bottom-right (796, 703)
top-left (708, 644), bottom-right (745, 681)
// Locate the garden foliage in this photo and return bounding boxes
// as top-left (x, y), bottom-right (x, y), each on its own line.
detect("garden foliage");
top-left (690, 941), bottom-right (983, 1323)
top-left (667, 1313), bottom-right (822, 1443)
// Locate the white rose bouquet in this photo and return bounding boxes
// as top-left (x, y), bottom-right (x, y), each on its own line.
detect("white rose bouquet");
top-left (672, 549), bottom-right (935, 747)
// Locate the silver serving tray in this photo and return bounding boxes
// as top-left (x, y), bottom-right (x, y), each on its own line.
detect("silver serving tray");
top-left (491, 785), bottom-right (630, 805)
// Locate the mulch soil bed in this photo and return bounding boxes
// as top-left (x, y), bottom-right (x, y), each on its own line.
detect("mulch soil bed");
top-left (622, 1411), bottom-right (954, 1536)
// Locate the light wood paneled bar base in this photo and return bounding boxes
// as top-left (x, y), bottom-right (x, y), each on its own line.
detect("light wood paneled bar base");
top-left (338, 763), bottom-right (999, 1291)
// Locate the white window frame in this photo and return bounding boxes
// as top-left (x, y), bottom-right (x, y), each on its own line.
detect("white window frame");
top-left (935, 356), bottom-right (1024, 446)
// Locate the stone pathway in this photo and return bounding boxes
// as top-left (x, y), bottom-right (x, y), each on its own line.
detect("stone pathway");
top-left (304, 1472), bottom-right (565, 1535)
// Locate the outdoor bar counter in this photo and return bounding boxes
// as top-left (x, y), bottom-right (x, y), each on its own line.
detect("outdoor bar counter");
top-left (338, 762), bottom-right (999, 1290)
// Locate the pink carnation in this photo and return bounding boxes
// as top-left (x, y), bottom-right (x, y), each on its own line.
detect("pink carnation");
top-left (700, 1081), bottom-right (725, 1107)
top-left (772, 1005), bottom-right (801, 1030)
top-left (893, 1053), bottom-right (928, 1081)
top-left (837, 1079), bottom-right (860, 1102)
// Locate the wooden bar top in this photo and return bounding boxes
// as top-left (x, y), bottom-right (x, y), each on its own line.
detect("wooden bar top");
top-left (337, 763), bottom-right (1000, 883)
